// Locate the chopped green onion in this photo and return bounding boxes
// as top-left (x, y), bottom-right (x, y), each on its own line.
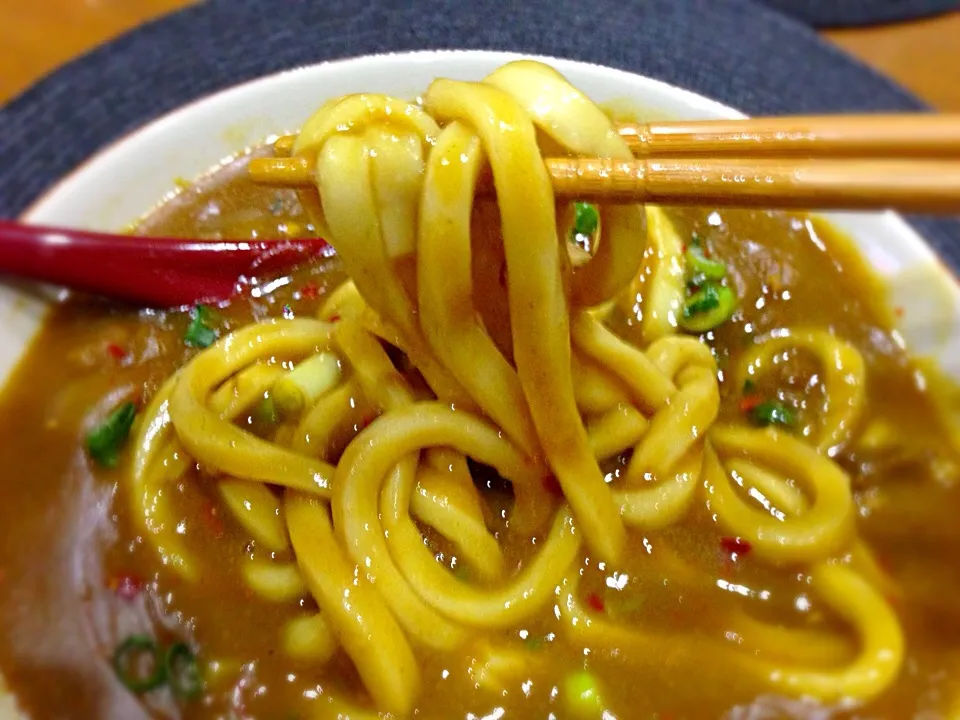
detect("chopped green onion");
top-left (198, 304), bottom-right (220, 324)
top-left (523, 635), bottom-right (544, 650)
top-left (113, 635), bottom-right (166, 693)
top-left (272, 352), bottom-right (341, 415)
top-left (453, 563), bottom-right (470, 582)
top-left (165, 642), bottom-right (203, 700)
top-left (685, 244), bottom-right (727, 287)
top-left (751, 400), bottom-right (796, 428)
top-left (563, 668), bottom-right (604, 717)
top-left (743, 378), bottom-right (757, 394)
top-left (184, 305), bottom-right (219, 349)
top-left (684, 283), bottom-right (721, 315)
top-left (255, 396), bottom-right (279, 425)
top-left (87, 402), bottom-right (137, 468)
top-left (680, 283), bottom-right (736, 333)
top-left (572, 202), bottom-right (599, 237)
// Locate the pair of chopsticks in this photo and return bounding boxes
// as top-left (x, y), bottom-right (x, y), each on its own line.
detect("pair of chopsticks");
top-left (249, 115), bottom-right (960, 213)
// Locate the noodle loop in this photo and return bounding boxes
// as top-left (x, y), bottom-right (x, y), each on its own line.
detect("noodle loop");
top-left (126, 60), bottom-right (906, 714)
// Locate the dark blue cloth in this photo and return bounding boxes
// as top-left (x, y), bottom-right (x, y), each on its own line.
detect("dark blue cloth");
top-left (757, 0), bottom-right (957, 28)
top-left (1, 0), bottom-right (957, 268)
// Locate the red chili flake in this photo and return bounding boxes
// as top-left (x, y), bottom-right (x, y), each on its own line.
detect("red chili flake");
top-left (541, 475), bottom-right (563, 497)
top-left (201, 501), bottom-right (225, 539)
top-left (739, 394), bottom-right (762, 414)
top-left (360, 414), bottom-right (376, 429)
top-left (109, 573), bottom-right (143, 601)
top-left (586, 593), bottom-right (605, 613)
top-left (106, 343), bottom-right (126, 360)
top-left (720, 536), bottom-right (752, 556)
top-left (894, 306), bottom-right (904, 318)
top-left (327, 314), bottom-right (341, 323)
top-left (301, 282), bottom-right (319, 299)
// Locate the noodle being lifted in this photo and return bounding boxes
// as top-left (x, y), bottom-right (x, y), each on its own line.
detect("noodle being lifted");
top-left (0, 59), bottom-right (958, 718)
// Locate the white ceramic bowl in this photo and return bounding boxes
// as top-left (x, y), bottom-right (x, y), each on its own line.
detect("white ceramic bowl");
top-left (3, 47), bottom-right (960, 717)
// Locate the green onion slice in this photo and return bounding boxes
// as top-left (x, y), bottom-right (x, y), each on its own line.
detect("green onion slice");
top-left (255, 396), bottom-right (279, 425)
top-left (113, 635), bottom-right (166, 693)
top-left (87, 402), bottom-right (137, 468)
top-left (184, 305), bottom-right (220, 349)
top-left (680, 283), bottom-right (736, 333)
top-left (751, 400), bottom-right (796, 428)
top-left (685, 244), bottom-right (727, 287)
top-left (272, 352), bottom-right (342, 416)
top-left (572, 201), bottom-right (599, 237)
top-left (165, 642), bottom-right (203, 700)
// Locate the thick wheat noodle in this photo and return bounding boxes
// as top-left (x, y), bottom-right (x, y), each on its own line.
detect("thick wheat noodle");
top-left (571, 311), bottom-right (675, 412)
top-left (311, 105), bottom-right (473, 408)
top-left (736, 328), bottom-right (866, 452)
top-left (134, 59), bottom-right (911, 714)
top-left (704, 425), bottom-right (855, 563)
top-left (585, 405), bottom-right (649, 461)
top-left (572, 351), bottom-right (633, 414)
top-left (411, 462), bottom-right (505, 581)
top-left (624, 205), bottom-right (687, 344)
top-left (169, 320), bottom-right (338, 494)
top-left (557, 563), bottom-right (901, 703)
top-left (332, 319), bottom-right (469, 650)
top-left (292, 377), bottom-right (374, 458)
top-left (417, 120), bottom-right (539, 456)
top-left (134, 358), bottom-right (298, 578)
top-left (627, 337), bottom-right (718, 473)
top-left (424, 77), bottom-right (624, 562)
top-left (130, 373), bottom-right (194, 578)
top-left (286, 490), bottom-right (419, 714)
top-left (240, 559), bottom-right (305, 603)
top-left (484, 60), bottom-right (647, 308)
top-left (729, 458), bottom-right (900, 597)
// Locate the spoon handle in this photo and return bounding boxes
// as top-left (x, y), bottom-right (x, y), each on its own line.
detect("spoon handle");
top-left (0, 221), bottom-right (329, 307)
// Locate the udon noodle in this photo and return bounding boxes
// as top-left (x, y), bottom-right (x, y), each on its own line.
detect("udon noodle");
top-left (121, 60), bottom-right (905, 715)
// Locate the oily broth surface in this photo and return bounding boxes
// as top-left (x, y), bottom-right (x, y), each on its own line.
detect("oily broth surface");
top-left (0, 147), bottom-right (958, 718)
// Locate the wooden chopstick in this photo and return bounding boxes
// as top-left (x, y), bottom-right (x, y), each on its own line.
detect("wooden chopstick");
top-left (248, 154), bottom-right (960, 213)
top-left (270, 114), bottom-right (960, 159)
top-left (251, 115), bottom-right (960, 213)
top-left (615, 114), bottom-right (960, 157)
top-left (547, 157), bottom-right (960, 212)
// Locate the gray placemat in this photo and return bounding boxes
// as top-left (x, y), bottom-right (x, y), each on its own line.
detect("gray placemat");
top-left (758, 0), bottom-right (957, 27)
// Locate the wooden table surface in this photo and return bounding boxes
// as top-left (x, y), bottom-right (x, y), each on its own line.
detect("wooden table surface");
top-left (0, 1), bottom-right (958, 110)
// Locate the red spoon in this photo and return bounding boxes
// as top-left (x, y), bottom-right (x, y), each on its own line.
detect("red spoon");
top-left (0, 220), bottom-right (331, 307)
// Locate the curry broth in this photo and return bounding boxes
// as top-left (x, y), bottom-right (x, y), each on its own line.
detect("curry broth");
top-left (0, 147), bottom-right (959, 718)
